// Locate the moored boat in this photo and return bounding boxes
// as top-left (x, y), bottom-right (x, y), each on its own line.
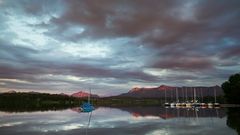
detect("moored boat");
top-left (208, 103), bottom-right (213, 108)
top-left (80, 89), bottom-right (95, 112)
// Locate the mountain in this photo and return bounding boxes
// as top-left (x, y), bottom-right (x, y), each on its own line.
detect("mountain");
top-left (4, 90), bottom-right (17, 93)
top-left (118, 85), bottom-right (223, 98)
top-left (71, 91), bottom-right (99, 98)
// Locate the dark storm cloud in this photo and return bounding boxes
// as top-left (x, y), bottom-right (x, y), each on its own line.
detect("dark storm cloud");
top-left (49, 0), bottom-right (240, 70)
top-left (50, 0), bottom-right (240, 41)
top-left (219, 45), bottom-right (240, 59)
top-left (151, 57), bottom-right (213, 71)
top-left (50, 0), bottom-right (180, 39)
top-left (0, 0), bottom-right (240, 94)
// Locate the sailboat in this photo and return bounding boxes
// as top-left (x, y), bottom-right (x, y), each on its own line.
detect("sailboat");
top-left (80, 89), bottom-right (95, 112)
top-left (180, 87), bottom-right (186, 106)
top-left (175, 87), bottom-right (181, 107)
top-left (207, 87), bottom-right (214, 108)
top-left (192, 88), bottom-right (200, 107)
top-left (213, 87), bottom-right (220, 107)
top-left (185, 87), bottom-right (192, 108)
top-left (164, 88), bottom-right (170, 106)
top-left (170, 88), bottom-right (176, 107)
top-left (200, 88), bottom-right (207, 108)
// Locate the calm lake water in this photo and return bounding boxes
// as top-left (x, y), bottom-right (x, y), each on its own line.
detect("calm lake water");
top-left (0, 107), bottom-right (239, 135)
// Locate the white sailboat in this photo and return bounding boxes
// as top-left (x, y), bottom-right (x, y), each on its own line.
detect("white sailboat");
top-left (164, 88), bottom-right (170, 106)
top-left (213, 87), bottom-right (220, 107)
top-left (185, 87), bottom-right (192, 108)
top-left (200, 88), bottom-right (207, 108)
top-left (192, 88), bottom-right (198, 107)
top-left (207, 87), bottom-right (214, 108)
top-left (170, 88), bottom-right (176, 107)
top-left (176, 87), bottom-right (181, 107)
top-left (180, 87), bottom-right (186, 106)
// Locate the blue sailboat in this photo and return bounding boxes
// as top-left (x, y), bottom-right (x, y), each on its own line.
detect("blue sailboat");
top-left (81, 102), bottom-right (94, 112)
top-left (80, 89), bottom-right (94, 112)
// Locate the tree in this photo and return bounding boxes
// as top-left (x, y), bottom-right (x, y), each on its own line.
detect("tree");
top-left (221, 73), bottom-right (240, 104)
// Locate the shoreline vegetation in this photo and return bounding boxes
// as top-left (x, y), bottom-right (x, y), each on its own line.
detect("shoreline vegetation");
top-left (0, 92), bottom-right (229, 112)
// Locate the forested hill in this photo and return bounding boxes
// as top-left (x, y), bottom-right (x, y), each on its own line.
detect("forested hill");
top-left (0, 92), bottom-right (83, 112)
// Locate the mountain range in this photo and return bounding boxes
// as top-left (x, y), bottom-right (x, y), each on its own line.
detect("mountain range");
top-left (71, 91), bottom-right (99, 98)
top-left (2, 85), bottom-right (224, 98)
top-left (118, 85), bottom-right (223, 98)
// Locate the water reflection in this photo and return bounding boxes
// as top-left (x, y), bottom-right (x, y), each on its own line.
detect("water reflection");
top-left (118, 107), bottom-right (226, 119)
top-left (227, 108), bottom-right (240, 135)
top-left (0, 107), bottom-right (238, 135)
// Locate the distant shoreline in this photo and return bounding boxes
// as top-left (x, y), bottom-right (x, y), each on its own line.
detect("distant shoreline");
top-left (0, 92), bottom-right (239, 112)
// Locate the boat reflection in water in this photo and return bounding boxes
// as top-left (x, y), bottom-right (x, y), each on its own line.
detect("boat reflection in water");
top-left (71, 107), bottom-right (94, 135)
top-left (118, 107), bottom-right (226, 119)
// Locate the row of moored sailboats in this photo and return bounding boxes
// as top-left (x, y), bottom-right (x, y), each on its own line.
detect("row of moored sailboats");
top-left (164, 87), bottom-right (220, 108)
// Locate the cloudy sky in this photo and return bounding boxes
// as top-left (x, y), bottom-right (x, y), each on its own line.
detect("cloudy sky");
top-left (0, 0), bottom-right (239, 96)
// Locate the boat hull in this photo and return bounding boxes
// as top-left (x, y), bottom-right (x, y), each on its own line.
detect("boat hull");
top-left (80, 102), bottom-right (94, 112)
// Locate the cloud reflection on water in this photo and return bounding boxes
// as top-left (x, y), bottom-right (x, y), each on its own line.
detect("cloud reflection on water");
top-left (0, 107), bottom-right (238, 135)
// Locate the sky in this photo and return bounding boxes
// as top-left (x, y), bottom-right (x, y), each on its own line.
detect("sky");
top-left (0, 0), bottom-right (239, 96)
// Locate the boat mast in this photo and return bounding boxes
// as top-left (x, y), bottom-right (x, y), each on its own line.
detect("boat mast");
top-left (190, 87), bottom-right (194, 102)
top-left (214, 87), bottom-right (217, 103)
top-left (164, 89), bottom-right (167, 103)
top-left (176, 87), bottom-right (179, 103)
top-left (88, 88), bottom-right (91, 104)
top-left (194, 88), bottom-right (196, 103)
top-left (185, 87), bottom-right (188, 102)
top-left (182, 87), bottom-right (185, 102)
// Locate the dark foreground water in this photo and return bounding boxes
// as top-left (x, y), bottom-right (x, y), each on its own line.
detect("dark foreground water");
top-left (0, 107), bottom-right (239, 135)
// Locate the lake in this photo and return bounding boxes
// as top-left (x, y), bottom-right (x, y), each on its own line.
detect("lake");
top-left (0, 107), bottom-right (239, 135)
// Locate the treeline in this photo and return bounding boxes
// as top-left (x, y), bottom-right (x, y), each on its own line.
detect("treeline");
top-left (222, 73), bottom-right (240, 104)
top-left (0, 92), bottom-right (226, 112)
top-left (91, 96), bottom-right (225, 107)
top-left (92, 97), bottom-right (163, 107)
top-left (0, 93), bottom-right (165, 111)
top-left (0, 93), bottom-right (85, 112)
